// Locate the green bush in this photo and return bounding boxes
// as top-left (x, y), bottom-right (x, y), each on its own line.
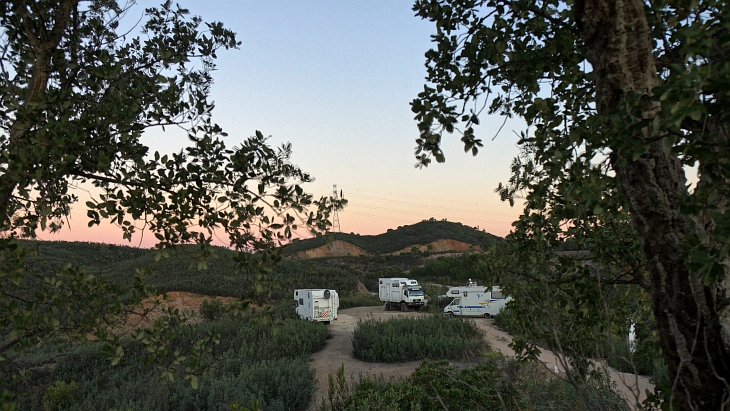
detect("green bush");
top-left (200, 298), bottom-right (225, 322)
top-left (352, 315), bottom-right (484, 362)
top-left (339, 294), bottom-right (381, 309)
top-left (11, 316), bottom-right (327, 411)
top-left (605, 336), bottom-right (654, 376)
top-left (42, 381), bottom-right (82, 411)
top-left (492, 305), bottom-right (514, 330)
top-left (319, 365), bottom-right (423, 411)
top-left (320, 359), bottom-right (628, 411)
top-left (496, 306), bottom-right (661, 380)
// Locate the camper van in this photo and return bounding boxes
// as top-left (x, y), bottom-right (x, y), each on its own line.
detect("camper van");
top-left (378, 277), bottom-right (425, 311)
top-left (294, 289), bottom-right (339, 324)
top-left (443, 284), bottom-right (510, 318)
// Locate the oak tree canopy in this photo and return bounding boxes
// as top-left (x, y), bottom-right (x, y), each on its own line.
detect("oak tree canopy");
top-left (0, 0), bottom-right (340, 403)
top-left (413, 1), bottom-right (730, 409)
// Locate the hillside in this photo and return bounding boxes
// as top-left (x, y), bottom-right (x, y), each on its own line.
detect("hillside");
top-left (16, 220), bottom-right (500, 300)
top-left (283, 219), bottom-right (502, 258)
top-left (18, 241), bottom-right (365, 299)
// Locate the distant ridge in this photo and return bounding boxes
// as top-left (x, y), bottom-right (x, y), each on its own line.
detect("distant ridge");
top-left (283, 219), bottom-right (502, 258)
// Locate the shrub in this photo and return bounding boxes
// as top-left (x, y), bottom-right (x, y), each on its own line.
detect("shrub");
top-left (42, 381), bottom-right (82, 411)
top-left (352, 315), bottom-right (484, 362)
top-left (339, 294), bottom-right (381, 309)
top-left (200, 298), bottom-right (225, 322)
top-left (319, 359), bottom-right (628, 411)
top-left (12, 314), bottom-right (327, 411)
top-left (605, 335), bottom-right (654, 376)
top-left (319, 365), bottom-right (422, 411)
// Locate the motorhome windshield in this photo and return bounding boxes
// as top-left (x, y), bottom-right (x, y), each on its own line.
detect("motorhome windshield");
top-left (407, 288), bottom-right (424, 296)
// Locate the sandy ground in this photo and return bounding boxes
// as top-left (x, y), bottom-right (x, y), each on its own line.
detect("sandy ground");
top-left (306, 307), bottom-right (425, 410)
top-left (469, 319), bottom-right (653, 410)
top-left (307, 306), bottom-right (653, 411)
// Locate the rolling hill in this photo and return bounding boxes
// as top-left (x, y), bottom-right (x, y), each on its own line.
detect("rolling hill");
top-left (16, 220), bottom-right (500, 300)
top-left (283, 219), bottom-right (502, 258)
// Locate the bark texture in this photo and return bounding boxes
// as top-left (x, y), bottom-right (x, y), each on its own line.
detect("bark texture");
top-left (575, 1), bottom-right (730, 409)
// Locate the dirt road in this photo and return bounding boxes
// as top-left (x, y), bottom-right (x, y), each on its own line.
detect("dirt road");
top-left (306, 306), bottom-right (424, 410)
top-left (307, 306), bottom-right (652, 411)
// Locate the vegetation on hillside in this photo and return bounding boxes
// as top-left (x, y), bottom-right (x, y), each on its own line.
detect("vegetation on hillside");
top-left (20, 241), bottom-right (365, 300)
top-left (19, 236), bottom-right (492, 303)
top-left (283, 219), bottom-right (501, 256)
top-left (408, 254), bottom-right (488, 285)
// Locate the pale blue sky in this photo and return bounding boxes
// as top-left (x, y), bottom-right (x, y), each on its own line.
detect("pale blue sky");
top-left (48, 1), bottom-right (524, 245)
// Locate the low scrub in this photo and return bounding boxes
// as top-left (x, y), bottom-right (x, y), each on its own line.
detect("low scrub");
top-left (320, 359), bottom-right (628, 411)
top-left (605, 335), bottom-right (656, 376)
top-left (42, 381), bottom-right (82, 411)
top-left (10, 316), bottom-right (327, 411)
top-left (495, 308), bottom-right (661, 378)
top-left (352, 315), bottom-right (484, 362)
top-left (339, 294), bottom-right (381, 309)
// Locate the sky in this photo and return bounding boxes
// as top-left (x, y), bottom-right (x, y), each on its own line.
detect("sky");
top-left (42, 1), bottom-right (525, 247)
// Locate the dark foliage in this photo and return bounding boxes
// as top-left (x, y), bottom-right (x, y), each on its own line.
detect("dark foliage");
top-left (321, 359), bottom-right (627, 411)
top-left (338, 294), bottom-right (381, 310)
top-left (20, 241), bottom-right (365, 300)
top-left (352, 315), bottom-right (484, 362)
top-left (408, 253), bottom-right (489, 285)
top-left (9, 316), bottom-right (327, 411)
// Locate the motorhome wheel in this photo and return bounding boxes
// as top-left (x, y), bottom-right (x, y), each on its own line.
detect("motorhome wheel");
top-left (483, 313), bottom-right (492, 319)
top-left (400, 302), bottom-right (406, 312)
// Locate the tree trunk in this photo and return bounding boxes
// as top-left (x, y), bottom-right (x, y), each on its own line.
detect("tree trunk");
top-left (0, 0), bottom-right (78, 230)
top-left (574, 1), bottom-right (730, 409)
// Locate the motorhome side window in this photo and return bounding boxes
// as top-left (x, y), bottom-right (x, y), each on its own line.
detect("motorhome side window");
top-left (492, 292), bottom-right (505, 299)
top-left (450, 289), bottom-right (459, 295)
top-left (299, 298), bottom-right (304, 306)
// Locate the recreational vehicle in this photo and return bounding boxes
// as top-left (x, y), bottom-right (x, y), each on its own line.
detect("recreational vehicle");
top-left (443, 284), bottom-right (510, 318)
top-left (294, 289), bottom-right (339, 324)
top-left (378, 277), bottom-right (425, 311)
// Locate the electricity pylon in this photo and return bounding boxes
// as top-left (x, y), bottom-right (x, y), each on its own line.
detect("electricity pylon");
top-left (332, 184), bottom-right (341, 232)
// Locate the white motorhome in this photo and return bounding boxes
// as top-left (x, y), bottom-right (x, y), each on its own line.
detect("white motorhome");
top-left (378, 277), bottom-right (425, 311)
top-left (443, 284), bottom-right (510, 318)
top-left (294, 289), bottom-right (339, 324)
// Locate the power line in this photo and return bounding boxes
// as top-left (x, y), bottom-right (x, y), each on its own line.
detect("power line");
top-left (349, 187), bottom-right (517, 211)
top-left (345, 210), bottom-right (418, 223)
top-left (348, 203), bottom-right (514, 223)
